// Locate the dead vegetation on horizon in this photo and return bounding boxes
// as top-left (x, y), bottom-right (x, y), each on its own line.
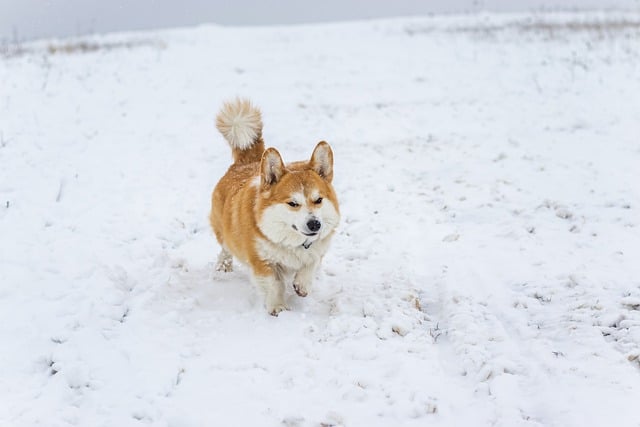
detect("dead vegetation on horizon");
top-left (0, 38), bottom-right (166, 59)
top-left (406, 16), bottom-right (640, 40)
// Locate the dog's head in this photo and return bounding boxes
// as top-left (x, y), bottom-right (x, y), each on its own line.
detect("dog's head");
top-left (256, 141), bottom-right (340, 249)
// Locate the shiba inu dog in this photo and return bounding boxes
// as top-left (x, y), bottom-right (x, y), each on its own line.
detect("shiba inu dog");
top-left (210, 98), bottom-right (340, 316)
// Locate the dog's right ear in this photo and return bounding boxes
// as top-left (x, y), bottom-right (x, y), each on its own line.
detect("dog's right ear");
top-left (261, 148), bottom-right (285, 188)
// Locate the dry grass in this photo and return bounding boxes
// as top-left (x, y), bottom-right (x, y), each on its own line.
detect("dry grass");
top-left (458, 18), bottom-right (640, 38)
top-left (1, 38), bottom-right (165, 59)
top-left (46, 39), bottom-right (165, 55)
top-left (406, 16), bottom-right (640, 40)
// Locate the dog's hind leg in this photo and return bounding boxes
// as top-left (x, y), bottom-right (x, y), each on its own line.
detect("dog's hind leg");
top-left (215, 248), bottom-right (234, 272)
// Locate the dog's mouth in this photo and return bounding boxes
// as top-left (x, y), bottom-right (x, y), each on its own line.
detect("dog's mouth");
top-left (292, 224), bottom-right (318, 237)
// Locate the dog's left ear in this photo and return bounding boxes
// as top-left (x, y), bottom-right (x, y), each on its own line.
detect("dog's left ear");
top-left (310, 141), bottom-right (333, 182)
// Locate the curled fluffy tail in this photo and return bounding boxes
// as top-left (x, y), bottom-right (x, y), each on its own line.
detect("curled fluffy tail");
top-left (216, 98), bottom-right (265, 164)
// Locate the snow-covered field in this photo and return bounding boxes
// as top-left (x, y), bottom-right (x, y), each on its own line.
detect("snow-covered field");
top-left (1, 11), bottom-right (640, 427)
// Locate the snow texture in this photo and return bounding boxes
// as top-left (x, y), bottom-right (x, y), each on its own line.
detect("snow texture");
top-left (1, 11), bottom-right (640, 427)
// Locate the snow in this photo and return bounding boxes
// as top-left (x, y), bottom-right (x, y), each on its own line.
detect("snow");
top-left (2, 11), bottom-right (640, 427)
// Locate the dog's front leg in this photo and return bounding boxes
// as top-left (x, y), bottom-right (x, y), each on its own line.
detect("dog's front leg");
top-left (252, 267), bottom-right (287, 316)
top-left (293, 261), bottom-right (318, 298)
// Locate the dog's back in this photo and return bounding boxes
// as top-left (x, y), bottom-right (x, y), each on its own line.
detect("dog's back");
top-left (209, 99), bottom-right (264, 250)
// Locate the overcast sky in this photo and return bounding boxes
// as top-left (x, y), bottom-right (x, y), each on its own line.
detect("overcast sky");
top-left (1, 0), bottom-right (639, 41)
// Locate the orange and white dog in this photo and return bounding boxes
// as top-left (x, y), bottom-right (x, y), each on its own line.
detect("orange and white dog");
top-left (209, 99), bottom-right (340, 316)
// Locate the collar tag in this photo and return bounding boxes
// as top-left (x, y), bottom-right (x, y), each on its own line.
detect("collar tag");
top-left (302, 240), bottom-right (313, 249)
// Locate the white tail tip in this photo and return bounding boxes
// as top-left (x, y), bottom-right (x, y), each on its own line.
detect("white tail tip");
top-left (216, 98), bottom-right (263, 150)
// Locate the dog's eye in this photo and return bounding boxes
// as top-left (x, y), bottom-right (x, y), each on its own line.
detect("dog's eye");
top-left (314, 197), bottom-right (323, 204)
top-left (287, 201), bottom-right (299, 207)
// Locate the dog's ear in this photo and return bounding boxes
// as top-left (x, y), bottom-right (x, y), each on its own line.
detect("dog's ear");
top-left (310, 141), bottom-right (333, 182)
top-left (261, 148), bottom-right (285, 187)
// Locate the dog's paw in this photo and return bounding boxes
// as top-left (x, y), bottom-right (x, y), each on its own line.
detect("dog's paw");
top-left (268, 303), bottom-right (289, 317)
top-left (293, 282), bottom-right (308, 297)
top-left (215, 258), bottom-right (233, 273)
top-left (215, 249), bottom-right (234, 272)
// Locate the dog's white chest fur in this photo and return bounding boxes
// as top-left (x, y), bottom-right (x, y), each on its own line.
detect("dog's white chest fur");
top-left (255, 237), bottom-right (329, 271)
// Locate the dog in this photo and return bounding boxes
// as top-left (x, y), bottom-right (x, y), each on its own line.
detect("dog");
top-left (209, 98), bottom-right (340, 316)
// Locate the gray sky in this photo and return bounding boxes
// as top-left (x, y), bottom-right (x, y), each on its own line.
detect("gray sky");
top-left (1, 0), bottom-right (639, 41)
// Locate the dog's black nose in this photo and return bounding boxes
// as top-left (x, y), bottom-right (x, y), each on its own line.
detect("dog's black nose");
top-left (307, 219), bottom-right (321, 232)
